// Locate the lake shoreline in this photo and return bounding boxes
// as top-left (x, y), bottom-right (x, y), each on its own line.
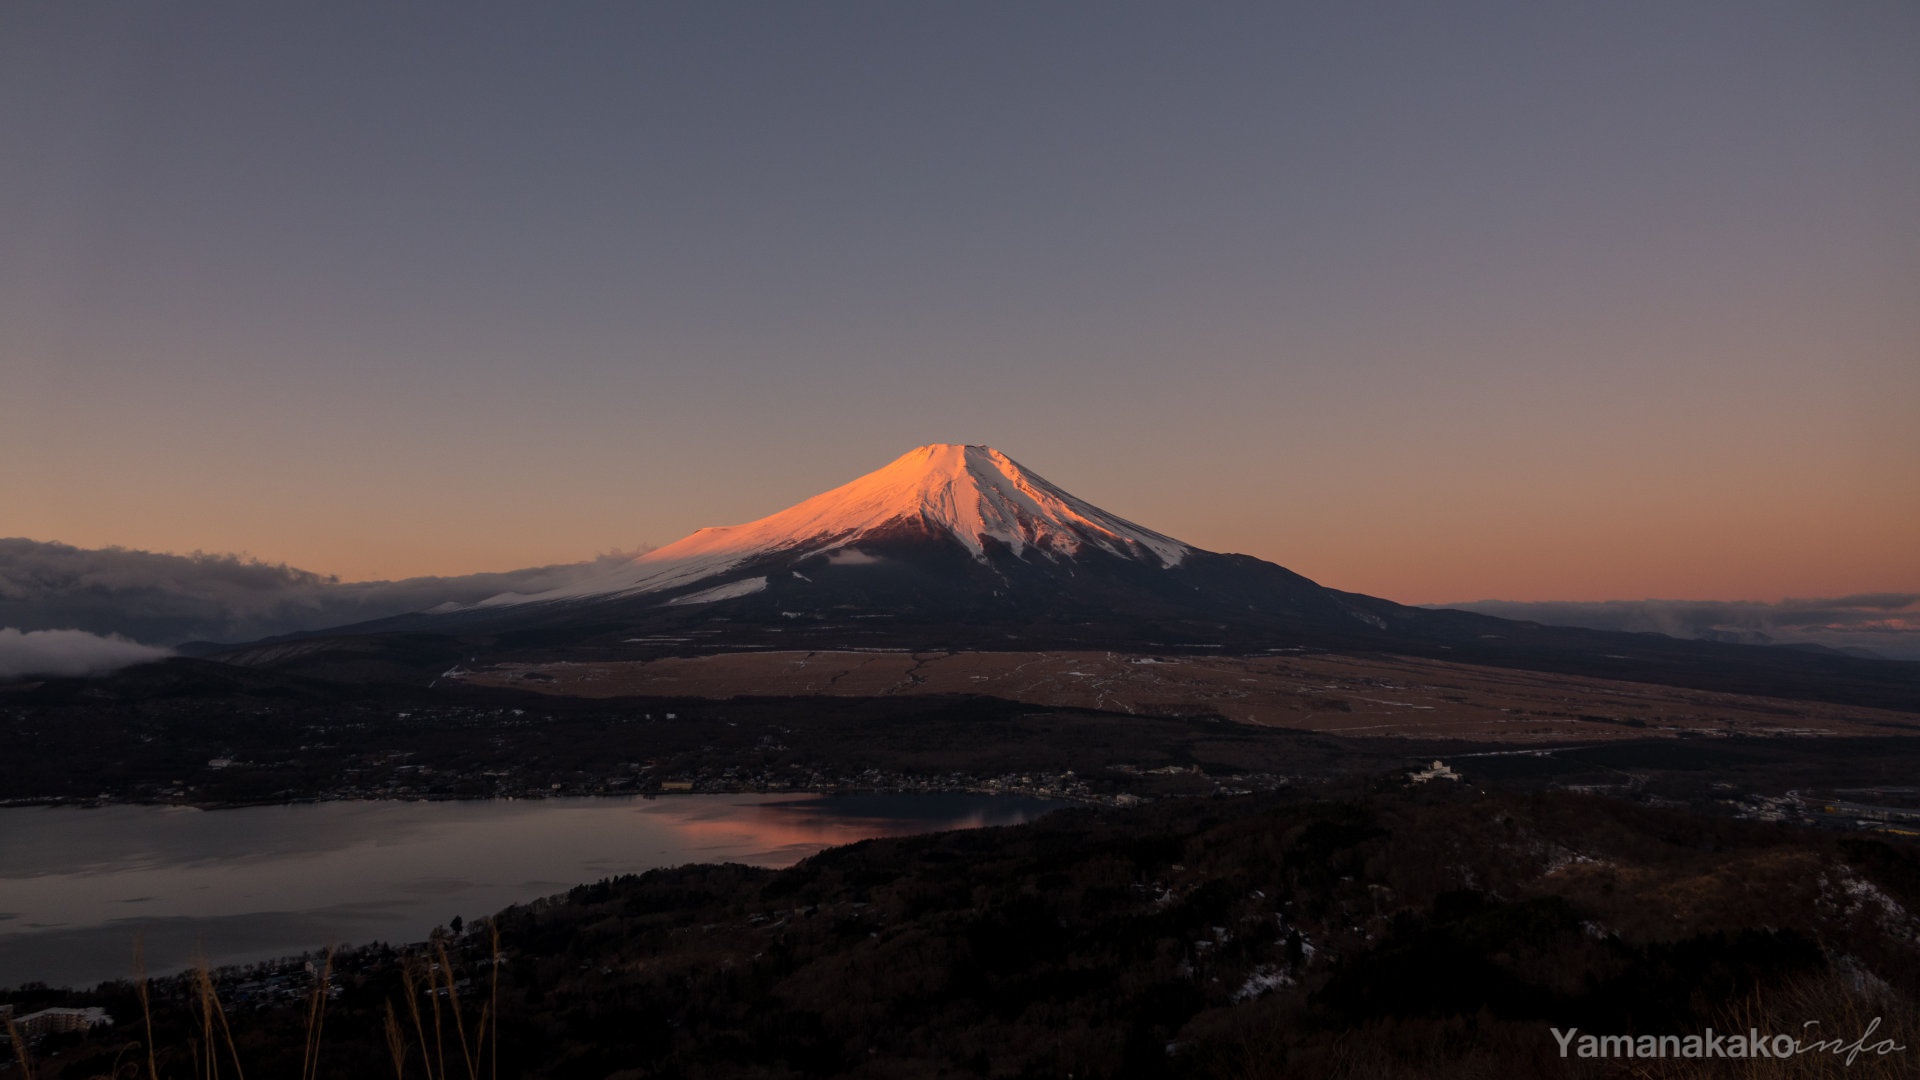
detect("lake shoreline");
top-left (0, 791), bottom-right (1066, 990)
top-left (0, 773), bottom-right (1138, 814)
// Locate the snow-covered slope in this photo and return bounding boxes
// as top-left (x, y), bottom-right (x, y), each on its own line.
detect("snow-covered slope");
top-left (468, 444), bottom-right (1191, 608)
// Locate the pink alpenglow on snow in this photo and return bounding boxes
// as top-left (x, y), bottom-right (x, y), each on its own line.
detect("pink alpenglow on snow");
top-left (468, 445), bottom-right (1190, 608)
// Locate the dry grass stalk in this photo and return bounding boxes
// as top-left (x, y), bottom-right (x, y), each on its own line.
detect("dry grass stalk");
top-left (434, 941), bottom-right (482, 1080)
top-left (489, 920), bottom-right (502, 1080)
top-left (196, 974), bottom-right (212, 1080)
top-left (384, 999), bottom-right (408, 1080)
top-left (193, 963), bottom-right (245, 1080)
top-left (37, 929), bottom-right (506, 1080)
top-left (2, 1014), bottom-right (36, 1080)
top-left (299, 950), bottom-right (334, 1080)
top-left (1607, 973), bottom-right (1918, 1079)
top-left (428, 954), bottom-right (447, 1080)
top-left (135, 938), bottom-right (158, 1080)
top-left (400, 959), bottom-right (438, 1080)
top-left (104, 1039), bottom-right (140, 1079)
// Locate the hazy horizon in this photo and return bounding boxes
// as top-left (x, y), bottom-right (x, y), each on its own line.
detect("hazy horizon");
top-left (4, 533), bottom-right (1916, 664)
top-left (6, 5), bottom-right (1916, 605)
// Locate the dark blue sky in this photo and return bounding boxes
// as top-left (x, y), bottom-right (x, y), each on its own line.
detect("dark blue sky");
top-left (4, 3), bottom-right (1916, 601)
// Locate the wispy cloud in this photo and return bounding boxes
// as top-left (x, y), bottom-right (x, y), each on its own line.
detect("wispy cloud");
top-left (1438, 595), bottom-right (1920, 661)
top-left (0, 538), bottom-right (648, 647)
top-left (0, 627), bottom-right (172, 678)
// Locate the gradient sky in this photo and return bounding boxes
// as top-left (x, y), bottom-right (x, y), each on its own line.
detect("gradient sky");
top-left (4, 3), bottom-right (1916, 605)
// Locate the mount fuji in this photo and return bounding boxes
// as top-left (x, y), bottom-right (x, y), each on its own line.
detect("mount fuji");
top-left (218, 444), bottom-right (1916, 711)
top-left (456, 444), bottom-right (1192, 606)
top-left (399, 442), bottom-right (1391, 647)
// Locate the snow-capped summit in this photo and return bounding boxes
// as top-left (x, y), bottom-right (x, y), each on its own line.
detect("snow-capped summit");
top-left (476, 444), bottom-right (1190, 607)
top-left (665, 444), bottom-right (1189, 568)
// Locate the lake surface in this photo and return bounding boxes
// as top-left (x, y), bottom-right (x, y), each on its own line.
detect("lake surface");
top-left (0, 793), bottom-right (1059, 989)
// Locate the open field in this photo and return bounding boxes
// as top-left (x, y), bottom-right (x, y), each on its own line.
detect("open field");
top-left (454, 649), bottom-right (1920, 743)
top-left (9, 651), bottom-right (1919, 810)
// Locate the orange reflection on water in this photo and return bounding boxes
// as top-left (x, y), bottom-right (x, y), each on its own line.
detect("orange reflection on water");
top-left (650, 796), bottom-right (1005, 865)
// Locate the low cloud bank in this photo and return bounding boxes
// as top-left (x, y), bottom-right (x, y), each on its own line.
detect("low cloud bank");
top-left (1439, 594), bottom-right (1920, 661)
top-left (0, 538), bottom-right (649, 648)
top-left (0, 627), bottom-right (172, 678)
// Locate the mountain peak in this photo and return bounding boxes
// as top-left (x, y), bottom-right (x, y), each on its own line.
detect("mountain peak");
top-left (665, 442), bottom-right (1189, 569)
top-left (478, 445), bottom-right (1192, 607)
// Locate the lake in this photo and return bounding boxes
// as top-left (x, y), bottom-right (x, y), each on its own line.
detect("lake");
top-left (0, 792), bottom-right (1060, 989)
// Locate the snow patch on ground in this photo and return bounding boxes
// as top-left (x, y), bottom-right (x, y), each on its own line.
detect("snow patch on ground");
top-left (1232, 965), bottom-right (1295, 1002)
top-left (825, 549), bottom-right (883, 566)
top-left (1542, 844), bottom-right (1610, 876)
top-left (1821, 867), bottom-right (1919, 940)
top-left (664, 577), bottom-right (769, 606)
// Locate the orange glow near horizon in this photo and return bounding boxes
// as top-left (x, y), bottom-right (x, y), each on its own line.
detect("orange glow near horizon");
top-left (6, 9), bottom-right (1917, 608)
top-left (9, 429), bottom-right (1915, 607)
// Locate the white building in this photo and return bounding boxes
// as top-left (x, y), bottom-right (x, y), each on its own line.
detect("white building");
top-left (8, 1007), bottom-right (113, 1039)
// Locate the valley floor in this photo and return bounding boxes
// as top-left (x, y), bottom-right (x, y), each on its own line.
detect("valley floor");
top-left (454, 649), bottom-right (1920, 743)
